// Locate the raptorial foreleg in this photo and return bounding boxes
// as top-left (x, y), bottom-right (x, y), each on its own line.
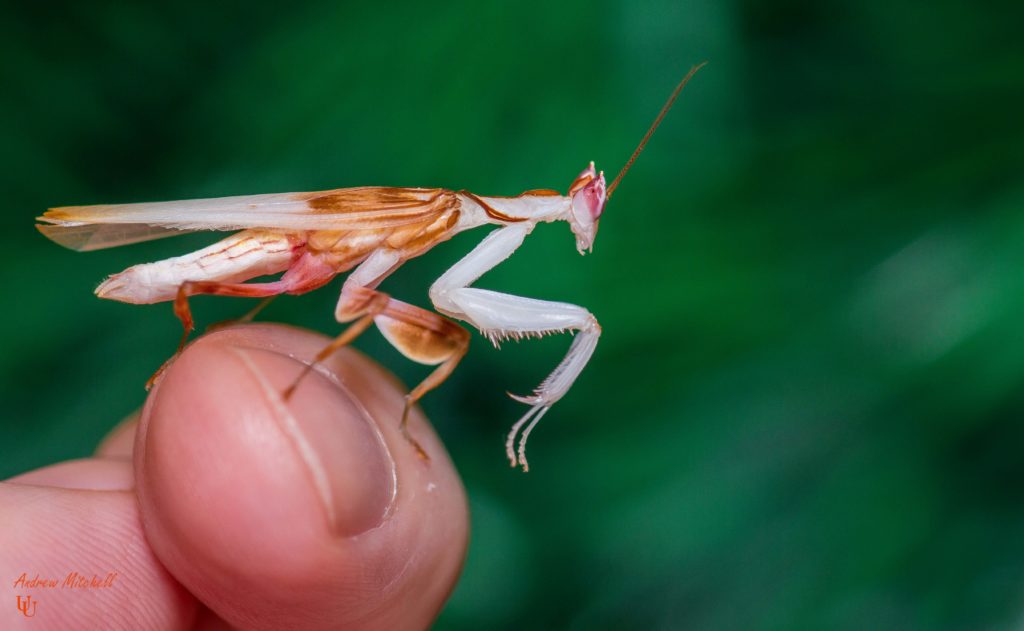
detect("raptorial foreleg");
top-left (428, 224), bottom-right (601, 471)
top-left (433, 288), bottom-right (599, 470)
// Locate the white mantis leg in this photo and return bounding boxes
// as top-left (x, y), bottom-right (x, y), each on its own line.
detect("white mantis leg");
top-left (289, 248), bottom-right (472, 459)
top-left (284, 249), bottom-right (403, 398)
top-left (446, 289), bottom-right (600, 470)
top-left (429, 225), bottom-right (601, 470)
top-left (334, 248), bottom-right (403, 321)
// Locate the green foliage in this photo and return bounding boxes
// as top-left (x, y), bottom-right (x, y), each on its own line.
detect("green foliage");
top-left (2, 1), bottom-right (1023, 628)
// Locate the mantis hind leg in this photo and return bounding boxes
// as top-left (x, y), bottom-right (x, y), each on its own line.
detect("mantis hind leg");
top-left (145, 280), bottom-right (288, 390)
top-left (284, 285), bottom-right (470, 460)
top-left (146, 253), bottom-right (338, 389)
top-left (172, 281), bottom-right (286, 351)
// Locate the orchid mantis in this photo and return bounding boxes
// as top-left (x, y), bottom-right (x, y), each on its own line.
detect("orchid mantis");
top-left (36, 63), bottom-right (704, 471)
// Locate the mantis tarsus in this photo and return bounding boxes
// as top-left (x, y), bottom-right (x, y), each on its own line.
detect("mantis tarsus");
top-left (36, 63), bottom-right (705, 471)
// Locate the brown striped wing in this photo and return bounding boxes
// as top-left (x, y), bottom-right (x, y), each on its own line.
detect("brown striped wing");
top-left (36, 187), bottom-right (459, 251)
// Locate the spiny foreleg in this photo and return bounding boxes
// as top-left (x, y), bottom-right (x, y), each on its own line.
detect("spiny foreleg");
top-left (428, 224), bottom-right (600, 471)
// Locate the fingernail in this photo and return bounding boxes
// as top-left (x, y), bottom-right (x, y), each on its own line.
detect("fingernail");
top-left (232, 347), bottom-right (397, 536)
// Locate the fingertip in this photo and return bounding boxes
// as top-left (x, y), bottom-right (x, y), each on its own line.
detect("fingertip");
top-left (136, 324), bottom-right (468, 630)
top-left (95, 415), bottom-right (139, 459)
top-left (0, 481), bottom-right (196, 629)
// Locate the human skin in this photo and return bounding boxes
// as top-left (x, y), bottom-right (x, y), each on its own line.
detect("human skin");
top-left (0, 324), bottom-right (470, 630)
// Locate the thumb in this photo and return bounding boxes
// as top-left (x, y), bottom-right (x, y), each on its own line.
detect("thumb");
top-left (135, 324), bottom-right (468, 631)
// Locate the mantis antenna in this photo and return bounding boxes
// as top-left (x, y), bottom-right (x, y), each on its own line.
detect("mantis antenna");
top-left (606, 61), bottom-right (707, 199)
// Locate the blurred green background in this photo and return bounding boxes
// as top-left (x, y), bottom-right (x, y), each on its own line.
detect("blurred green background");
top-left (3, 1), bottom-right (1024, 628)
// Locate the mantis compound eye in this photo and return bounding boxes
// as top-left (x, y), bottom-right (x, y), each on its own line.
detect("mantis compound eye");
top-left (568, 169), bottom-right (606, 254)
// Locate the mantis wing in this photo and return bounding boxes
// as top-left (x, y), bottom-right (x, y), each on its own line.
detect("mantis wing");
top-left (36, 223), bottom-right (196, 252)
top-left (37, 187), bottom-right (458, 251)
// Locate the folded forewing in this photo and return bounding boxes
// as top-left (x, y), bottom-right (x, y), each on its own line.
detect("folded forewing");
top-left (36, 223), bottom-right (195, 251)
top-left (37, 187), bottom-right (457, 251)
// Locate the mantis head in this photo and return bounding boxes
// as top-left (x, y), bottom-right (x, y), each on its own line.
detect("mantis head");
top-left (567, 162), bottom-right (606, 254)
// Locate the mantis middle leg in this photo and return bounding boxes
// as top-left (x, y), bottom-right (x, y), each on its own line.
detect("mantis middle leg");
top-left (284, 249), bottom-right (471, 458)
